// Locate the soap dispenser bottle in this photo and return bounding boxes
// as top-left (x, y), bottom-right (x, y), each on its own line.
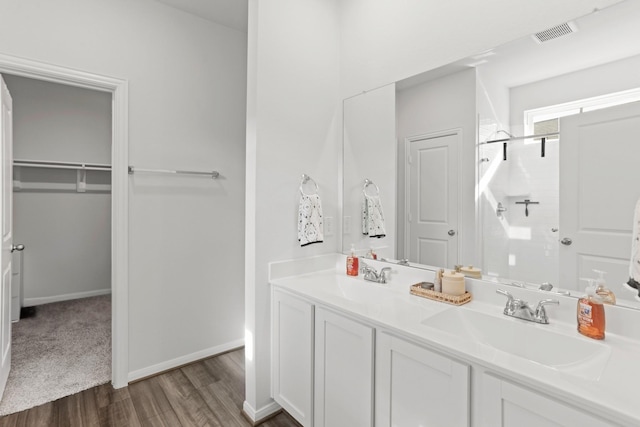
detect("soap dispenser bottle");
top-left (347, 244), bottom-right (359, 276)
top-left (577, 278), bottom-right (605, 340)
top-left (593, 269), bottom-right (616, 305)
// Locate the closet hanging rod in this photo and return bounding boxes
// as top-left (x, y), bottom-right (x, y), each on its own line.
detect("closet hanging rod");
top-left (128, 166), bottom-right (220, 179)
top-left (13, 159), bottom-right (111, 171)
top-left (481, 131), bottom-right (559, 145)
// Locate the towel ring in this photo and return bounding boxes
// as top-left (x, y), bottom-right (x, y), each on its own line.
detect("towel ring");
top-left (300, 174), bottom-right (319, 196)
top-left (363, 179), bottom-right (380, 197)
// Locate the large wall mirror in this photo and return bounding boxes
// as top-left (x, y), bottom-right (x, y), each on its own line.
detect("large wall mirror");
top-left (342, 0), bottom-right (640, 309)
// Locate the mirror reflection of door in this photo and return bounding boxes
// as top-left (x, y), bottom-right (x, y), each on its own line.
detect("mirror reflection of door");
top-left (559, 101), bottom-right (640, 295)
top-left (405, 130), bottom-right (459, 267)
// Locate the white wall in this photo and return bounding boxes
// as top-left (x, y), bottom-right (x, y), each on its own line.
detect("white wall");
top-left (4, 75), bottom-right (112, 304)
top-left (0, 0), bottom-right (247, 378)
top-left (5, 76), bottom-right (111, 163)
top-left (245, 0), bottom-right (341, 418)
top-left (396, 69), bottom-right (477, 265)
top-left (343, 85), bottom-right (396, 259)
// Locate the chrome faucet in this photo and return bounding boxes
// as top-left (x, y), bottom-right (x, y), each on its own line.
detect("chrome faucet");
top-left (538, 282), bottom-right (571, 296)
top-left (496, 289), bottom-right (559, 324)
top-left (539, 282), bottom-right (553, 291)
top-left (360, 264), bottom-right (392, 283)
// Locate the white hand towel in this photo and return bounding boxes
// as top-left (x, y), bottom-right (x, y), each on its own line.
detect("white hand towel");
top-left (298, 193), bottom-right (324, 246)
top-left (362, 194), bottom-right (386, 238)
top-left (627, 198), bottom-right (640, 290)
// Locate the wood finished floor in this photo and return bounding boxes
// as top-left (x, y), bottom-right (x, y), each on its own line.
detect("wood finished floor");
top-left (0, 348), bottom-right (300, 427)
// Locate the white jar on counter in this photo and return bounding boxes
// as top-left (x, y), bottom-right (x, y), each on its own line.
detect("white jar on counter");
top-left (442, 271), bottom-right (466, 296)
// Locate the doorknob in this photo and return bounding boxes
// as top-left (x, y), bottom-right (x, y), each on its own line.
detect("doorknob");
top-left (560, 238), bottom-right (572, 246)
top-left (448, 230), bottom-right (456, 236)
top-left (11, 244), bottom-right (25, 252)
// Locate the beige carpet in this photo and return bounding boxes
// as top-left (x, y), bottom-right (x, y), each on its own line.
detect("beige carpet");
top-left (0, 295), bottom-right (111, 416)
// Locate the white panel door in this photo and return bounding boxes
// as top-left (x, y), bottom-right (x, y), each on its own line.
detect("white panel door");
top-left (406, 131), bottom-right (459, 268)
top-left (375, 332), bottom-right (469, 427)
top-left (481, 374), bottom-right (619, 427)
top-left (560, 102), bottom-right (640, 294)
top-left (314, 307), bottom-right (374, 427)
top-left (0, 75), bottom-right (13, 399)
top-left (271, 289), bottom-right (314, 426)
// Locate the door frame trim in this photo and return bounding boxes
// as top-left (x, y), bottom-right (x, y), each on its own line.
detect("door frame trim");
top-left (403, 128), bottom-right (462, 266)
top-left (0, 53), bottom-right (129, 388)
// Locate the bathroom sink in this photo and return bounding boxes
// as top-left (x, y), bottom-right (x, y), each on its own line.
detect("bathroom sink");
top-left (420, 309), bottom-right (611, 379)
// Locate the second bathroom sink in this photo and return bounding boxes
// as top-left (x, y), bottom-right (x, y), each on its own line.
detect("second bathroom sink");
top-left (420, 308), bottom-right (611, 379)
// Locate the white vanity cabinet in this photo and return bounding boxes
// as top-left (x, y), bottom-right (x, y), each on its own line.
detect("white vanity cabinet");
top-left (314, 307), bottom-right (374, 427)
top-left (271, 279), bottom-right (634, 426)
top-left (375, 331), bottom-right (470, 427)
top-left (481, 374), bottom-right (620, 427)
top-left (271, 289), bottom-right (314, 426)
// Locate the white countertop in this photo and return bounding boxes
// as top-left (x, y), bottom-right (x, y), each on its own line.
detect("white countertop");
top-left (269, 254), bottom-right (640, 425)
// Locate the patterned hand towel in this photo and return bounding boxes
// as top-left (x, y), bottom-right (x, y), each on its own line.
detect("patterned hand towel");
top-left (362, 194), bottom-right (386, 238)
top-left (298, 193), bottom-right (324, 246)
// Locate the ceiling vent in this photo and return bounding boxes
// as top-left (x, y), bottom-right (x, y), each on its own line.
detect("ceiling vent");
top-left (532, 21), bottom-right (578, 44)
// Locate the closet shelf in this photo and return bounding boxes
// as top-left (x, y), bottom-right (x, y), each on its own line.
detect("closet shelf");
top-left (13, 159), bottom-right (111, 172)
top-left (13, 182), bottom-right (111, 193)
top-left (13, 159), bottom-right (111, 193)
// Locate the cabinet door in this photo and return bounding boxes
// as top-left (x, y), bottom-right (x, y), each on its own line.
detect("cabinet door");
top-left (314, 307), bottom-right (374, 427)
top-left (376, 332), bottom-right (470, 427)
top-left (272, 289), bottom-right (314, 426)
top-left (481, 374), bottom-right (620, 427)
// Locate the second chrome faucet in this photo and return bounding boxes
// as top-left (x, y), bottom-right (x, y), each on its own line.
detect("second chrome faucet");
top-left (497, 289), bottom-right (559, 324)
top-left (360, 263), bottom-right (391, 284)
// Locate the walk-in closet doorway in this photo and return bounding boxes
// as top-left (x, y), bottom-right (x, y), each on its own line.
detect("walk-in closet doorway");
top-left (0, 73), bottom-right (112, 412)
top-left (0, 54), bottom-right (129, 402)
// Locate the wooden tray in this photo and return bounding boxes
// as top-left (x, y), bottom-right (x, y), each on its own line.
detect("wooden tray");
top-left (409, 283), bottom-right (472, 306)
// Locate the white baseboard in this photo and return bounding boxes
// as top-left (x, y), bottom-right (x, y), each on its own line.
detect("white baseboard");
top-left (128, 338), bottom-right (245, 383)
top-left (24, 288), bottom-right (112, 306)
top-left (242, 400), bottom-right (282, 424)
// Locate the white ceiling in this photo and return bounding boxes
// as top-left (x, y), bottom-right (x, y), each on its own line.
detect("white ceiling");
top-left (398, 0), bottom-right (640, 90)
top-left (478, 0), bottom-right (640, 88)
top-left (154, 0), bottom-right (248, 32)
top-left (157, 1), bottom-right (639, 86)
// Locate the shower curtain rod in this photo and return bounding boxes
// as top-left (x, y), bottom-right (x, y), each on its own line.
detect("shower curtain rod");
top-left (481, 131), bottom-right (559, 145)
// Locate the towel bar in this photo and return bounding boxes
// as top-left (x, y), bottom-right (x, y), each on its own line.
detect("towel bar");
top-left (363, 179), bottom-right (380, 197)
top-left (128, 166), bottom-right (219, 179)
top-left (300, 174), bottom-right (319, 196)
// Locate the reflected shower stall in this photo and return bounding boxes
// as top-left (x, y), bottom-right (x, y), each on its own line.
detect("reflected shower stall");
top-left (479, 132), bottom-right (560, 286)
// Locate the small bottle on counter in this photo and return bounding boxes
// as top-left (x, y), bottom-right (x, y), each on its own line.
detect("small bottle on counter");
top-left (434, 268), bottom-right (444, 292)
top-left (577, 279), bottom-right (605, 340)
top-left (459, 265), bottom-right (482, 279)
top-left (593, 269), bottom-right (616, 305)
top-left (347, 244), bottom-right (359, 276)
top-left (366, 247), bottom-right (377, 260)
